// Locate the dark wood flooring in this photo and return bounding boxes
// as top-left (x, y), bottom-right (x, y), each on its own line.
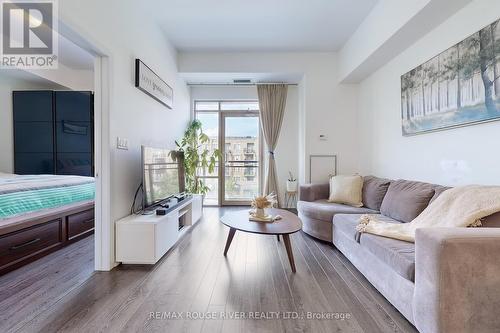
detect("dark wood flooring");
top-left (0, 207), bottom-right (417, 333)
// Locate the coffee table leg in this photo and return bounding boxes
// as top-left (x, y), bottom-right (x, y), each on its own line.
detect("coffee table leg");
top-left (224, 228), bottom-right (236, 256)
top-left (276, 235), bottom-right (280, 242)
top-left (282, 234), bottom-right (296, 273)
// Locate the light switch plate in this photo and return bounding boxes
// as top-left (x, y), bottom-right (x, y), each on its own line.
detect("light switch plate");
top-left (117, 137), bottom-right (129, 150)
top-left (319, 134), bottom-right (328, 141)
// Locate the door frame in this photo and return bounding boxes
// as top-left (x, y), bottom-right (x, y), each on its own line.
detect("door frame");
top-left (58, 20), bottom-right (113, 271)
top-left (219, 110), bottom-right (263, 206)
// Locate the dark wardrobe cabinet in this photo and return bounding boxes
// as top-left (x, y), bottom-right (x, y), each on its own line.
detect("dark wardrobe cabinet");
top-left (13, 91), bottom-right (94, 176)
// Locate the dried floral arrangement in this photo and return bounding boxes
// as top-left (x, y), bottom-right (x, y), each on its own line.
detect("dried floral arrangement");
top-left (251, 193), bottom-right (277, 209)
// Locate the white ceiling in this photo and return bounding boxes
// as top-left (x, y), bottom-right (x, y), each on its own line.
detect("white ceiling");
top-left (2, 34), bottom-right (94, 88)
top-left (0, 69), bottom-right (67, 88)
top-left (155, 0), bottom-right (379, 52)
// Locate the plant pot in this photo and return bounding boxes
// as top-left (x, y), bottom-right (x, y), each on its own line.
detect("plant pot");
top-left (286, 180), bottom-right (297, 192)
top-left (193, 193), bottom-right (204, 206)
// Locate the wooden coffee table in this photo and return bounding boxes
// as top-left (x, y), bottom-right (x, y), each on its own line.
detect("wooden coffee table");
top-left (220, 208), bottom-right (302, 272)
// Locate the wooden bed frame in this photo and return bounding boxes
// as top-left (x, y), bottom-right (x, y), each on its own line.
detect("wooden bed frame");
top-left (0, 201), bottom-right (95, 276)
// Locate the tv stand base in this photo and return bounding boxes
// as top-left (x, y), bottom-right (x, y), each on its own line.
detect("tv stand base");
top-left (116, 194), bottom-right (203, 264)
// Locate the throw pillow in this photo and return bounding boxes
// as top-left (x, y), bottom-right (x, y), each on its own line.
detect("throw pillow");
top-left (328, 175), bottom-right (364, 207)
top-left (380, 179), bottom-right (435, 223)
top-left (482, 211), bottom-right (500, 227)
top-left (429, 185), bottom-right (451, 204)
top-left (362, 176), bottom-right (391, 210)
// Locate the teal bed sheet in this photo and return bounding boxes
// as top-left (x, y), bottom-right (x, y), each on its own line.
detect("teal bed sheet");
top-left (0, 175), bottom-right (95, 219)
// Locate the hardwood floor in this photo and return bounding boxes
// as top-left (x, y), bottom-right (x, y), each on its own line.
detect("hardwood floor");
top-left (0, 207), bottom-right (417, 333)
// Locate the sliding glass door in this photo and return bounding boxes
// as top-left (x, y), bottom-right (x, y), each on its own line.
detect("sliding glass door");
top-left (195, 101), bottom-right (262, 206)
top-left (221, 112), bottom-right (261, 205)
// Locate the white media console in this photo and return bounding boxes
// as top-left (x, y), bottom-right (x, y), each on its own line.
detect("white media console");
top-left (116, 194), bottom-right (203, 264)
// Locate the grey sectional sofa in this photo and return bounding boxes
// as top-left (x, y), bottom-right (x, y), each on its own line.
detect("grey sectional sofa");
top-left (297, 176), bottom-right (500, 333)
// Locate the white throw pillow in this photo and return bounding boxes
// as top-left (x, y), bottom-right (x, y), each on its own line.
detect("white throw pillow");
top-left (328, 175), bottom-right (364, 207)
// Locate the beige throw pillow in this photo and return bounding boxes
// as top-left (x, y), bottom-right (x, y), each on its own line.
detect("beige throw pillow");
top-left (328, 175), bottom-right (364, 207)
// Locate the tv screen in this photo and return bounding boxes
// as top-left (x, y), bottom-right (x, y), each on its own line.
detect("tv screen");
top-left (142, 146), bottom-right (185, 208)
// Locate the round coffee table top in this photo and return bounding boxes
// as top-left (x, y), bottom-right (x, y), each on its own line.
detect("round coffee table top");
top-left (220, 208), bottom-right (302, 235)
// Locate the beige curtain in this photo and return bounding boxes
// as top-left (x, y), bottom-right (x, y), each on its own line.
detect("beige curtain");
top-left (257, 84), bottom-right (288, 207)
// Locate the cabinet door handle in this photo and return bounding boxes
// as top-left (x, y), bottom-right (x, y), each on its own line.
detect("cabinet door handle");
top-left (10, 238), bottom-right (41, 250)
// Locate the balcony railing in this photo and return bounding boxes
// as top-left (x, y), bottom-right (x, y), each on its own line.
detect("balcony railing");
top-left (224, 160), bottom-right (259, 201)
top-left (244, 148), bottom-right (255, 154)
top-left (225, 160), bottom-right (258, 167)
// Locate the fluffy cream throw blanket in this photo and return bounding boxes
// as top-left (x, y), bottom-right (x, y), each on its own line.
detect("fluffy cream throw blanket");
top-left (356, 185), bottom-right (500, 242)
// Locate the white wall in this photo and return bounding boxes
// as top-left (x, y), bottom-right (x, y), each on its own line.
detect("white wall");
top-left (339, 0), bottom-right (472, 82)
top-left (358, 0), bottom-right (500, 186)
top-left (180, 52), bottom-right (360, 182)
top-left (0, 74), bottom-right (67, 173)
top-left (190, 85), bottom-right (299, 206)
top-left (190, 85), bottom-right (257, 107)
top-left (59, 1), bottom-right (191, 268)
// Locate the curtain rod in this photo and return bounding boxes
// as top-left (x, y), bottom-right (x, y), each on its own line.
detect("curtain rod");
top-left (187, 83), bottom-right (299, 87)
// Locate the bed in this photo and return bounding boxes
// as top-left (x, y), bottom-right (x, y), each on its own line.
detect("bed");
top-left (0, 173), bottom-right (95, 275)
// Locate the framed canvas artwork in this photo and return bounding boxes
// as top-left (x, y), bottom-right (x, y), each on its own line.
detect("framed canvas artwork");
top-left (401, 18), bottom-right (500, 136)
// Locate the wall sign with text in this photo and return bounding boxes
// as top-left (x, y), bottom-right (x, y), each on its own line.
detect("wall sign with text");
top-left (135, 59), bottom-right (173, 109)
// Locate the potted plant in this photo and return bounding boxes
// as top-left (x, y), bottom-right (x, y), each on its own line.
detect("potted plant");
top-left (286, 171), bottom-right (297, 192)
top-left (175, 120), bottom-right (221, 200)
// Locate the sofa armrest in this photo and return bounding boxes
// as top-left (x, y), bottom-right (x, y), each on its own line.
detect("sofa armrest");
top-left (413, 228), bottom-right (500, 333)
top-left (298, 183), bottom-right (329, 202)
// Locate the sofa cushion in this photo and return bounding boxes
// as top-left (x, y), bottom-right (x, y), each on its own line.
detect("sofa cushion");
top-left (328, 175), bottom-right (364, 207)
top-left (380, 179), bottom-right (435, 223)
top-left (333, 213), bottom-right (415, 281)
top-left (482, 212), bottom-right (500, 227)
top-left (429, 185), bottom-right (451, 204)
top-left (299, 183), bottom-right (330, 202)
top-left (298, 199), bottom-right (378, 223)
top-left (362, 176), bottom-right (391, 210)
top-left (332, 214), bottom-right (365, 241)
top-left (333, 213), bottom-right (401, 242)
top-left (428, 185), bottom-right (500, 227)
top-left (360, 233), bottom-right (416, 282)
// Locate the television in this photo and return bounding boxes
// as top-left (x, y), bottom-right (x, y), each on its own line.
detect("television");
top-left (141, 146), bottom-right (185, 208)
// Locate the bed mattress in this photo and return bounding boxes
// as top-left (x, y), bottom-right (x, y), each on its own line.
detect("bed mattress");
top-left (0, 174), bottom-right (95, 219)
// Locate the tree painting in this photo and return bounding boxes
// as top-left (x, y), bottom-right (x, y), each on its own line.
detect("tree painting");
top-left (401, 18), bottom-right (500, 135)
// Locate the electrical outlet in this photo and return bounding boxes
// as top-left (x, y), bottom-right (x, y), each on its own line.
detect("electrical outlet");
top-left (319, 134), bottom-right (328, 141)
top-left (117, 137), bottom-right (129, 150)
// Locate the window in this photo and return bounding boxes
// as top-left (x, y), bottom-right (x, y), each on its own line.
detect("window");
top-left (194, 101), bottom-right (260, 112)
top-left (220, 101), bottom-right (259, 111)
top-left (195, 101), bottom-right (219, 111)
